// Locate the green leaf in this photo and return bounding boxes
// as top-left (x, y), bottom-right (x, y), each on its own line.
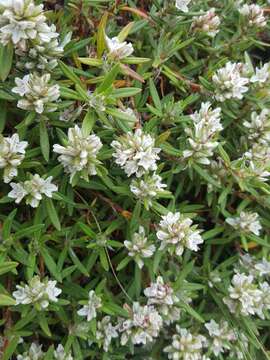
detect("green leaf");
top-left (0, 261), bottom-right (18, 276)
top-left (181, 302), bottom-right (205, 323)
top-left (2, 208), bottom-right (17, 240)
top-left (97, 12), bottom-right (108, 58)
top-left (39, 313), bottom-right (52, 337)
top-left (82, 110), bottom-right (96, 136)
top-left (149, 78), bottom-right (162, 111)
top-left (58, 60), bottom-right (84, 88)
top-left (45, 198), bottom-right (61, 231)
top-left (0, 293), bottom-right (16, 306)
top-left (39, 118), bottom-right (50, 162)
top-left (96, 64), bottom-right (119, 93)
top-left (2, 335), bottom-right (20, 360)
top-left (193, 163), bottom-right (221, 188)
top-left (0, 43), bottom-right (13, 82)
top-left (40, 247), bottom-right (62, 282)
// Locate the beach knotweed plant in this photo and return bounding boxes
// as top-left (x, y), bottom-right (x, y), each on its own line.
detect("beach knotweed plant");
top-left (2, 0), bottom-right (270, 359)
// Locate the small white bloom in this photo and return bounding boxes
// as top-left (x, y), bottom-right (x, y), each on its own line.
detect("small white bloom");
top-left (0, 133), bottom-right (28, 183)
top-left (12, 73), bottom-right (60, 114)
top-left (164, 325), bottom-right (208, 360)
top-left (157, 211), bottom-right (203, 257)
top-left (205, 320), bottom-right (236, 356)
top-left (106, 35), bottom-right (134, 59)
top-left (118, 302), bottom-right (162, 346)
top-left (8, 174), bottom-right (58, 208)
top-left (53, 125), bottom-right (102, 182)
top-left (191, 8), bottom-right (220, 37)
top-left (96, 316), bottom-right (118, 352)
top-left (223, 272), bottom-right (264, 317)
top-left (54, 344), bottom-right (73, 360)
top-left (130, 172), bottom-right (167, 209)
top-left (144, 276), bottom-right (180, 324)
top-left (239, 4), bottom-right (267, 28)
top-left (212, 62), bottom-right (249, 102)
top-left (124, 226), bottom-right (156, 269)
top-left (226, 211), bottom-right (262, 236)
top-left (77, 290), bottom-right (102, 322)
top-left (13, 275), bottom-right (61, 309)
top-left (17, 342), bottom-right (44, 360)
top-left (175, 0), bottom-right (191, 13)
top-left (183, 102), bottom-right (222, 164)
top-left (250, 63), bottom-right (270, 85)
top-left (243, 109), bottom-right (270, 145)
top-left (254, 258), bottom-right (270, 277)
top-left (111, 129), bottom-right (161, 177)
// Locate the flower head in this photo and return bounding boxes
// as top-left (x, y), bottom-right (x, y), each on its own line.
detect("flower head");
top-left (17, 342), bottom-right (44, 360)
top-left (183, 102), bottom-right (222, 165)
top-left (118, 302), bottom-right (162, 346)
top-left (144, 276), bottom-right (180, 324)
top-left (13, 275), bottom-right (61, 309)
top-left (164, 325), bottom-right (208, 360)
top-left (239, 4), bottom-right (267, 28)
top-left (12, 73), bottom-right (60, 114)
top-left (77, 290), bottom-right (102, 322)
top-left (124, 226), bottom-right (156, 269)
top-left (157, 211), bottom-right (203, 256)
top-left (54, 344), bottom-right (73, 360)
top-left (53, 125), bottom-right (102, 182)
top-left (205, 320), bottom-right (236, 356)
top-left (175, 0), bottom-right (191, 13)
top-left (111, 129), bottom-right (161, 177)
top-left (226, 211), bottom-right (262, 236)
top-left (212, 62), bottom-right (249, 102)
top-left (191, 9), bottom-right (220, 37)
top-left (8, 174), bottom-right (58, 207)
top-left (0, 133), bottom-right (28, 183)
top-left (106, 35), bottom-right (134, 59)
top-left (0, 0), bottom-right (57, 47)
top-left (250, 63), bottom-right (270, 86)
top-left (96, 316), bottom-right (118, 352)
top-left (130, 172), bottom-right (167, 209)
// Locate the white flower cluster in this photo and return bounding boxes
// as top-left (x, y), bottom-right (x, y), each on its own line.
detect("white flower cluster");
top-left (96, 316), bottom-right (118, 352)
top-left (112, 128), bottom-right (166, 208)
top-left (244, 109), bottom-right (270, 144)
top-left (0, 133), bottom-right (27, 183)
top-left (205, 320), bottom-right (237, 356)
top-left (111, 129), bottom-right (160, 178)
top-left (12, 73), bottom-right (60, 114)
top-left (118, 302), bottom-right (162, 345)
top-left (105, 35), bottom-right (134, 60)
top-left (224, 255), bottom-right (270, 319)
top-left (157, 211), bottom-right (204, 257)
top-left (124, 226), bottom-right (156, 269)
top-left (13, 275), bottom-right (61, 309)
top-left (212, 62), bottom-right (249, 102)
top-left (226, 211), bottom-right (262, 236)
top-left (164, 325), bottom-right (209, 360)
top-left (0, 0), bottom-right (65, 70)
top-left (130, 172), bottom-right (167, 209)
top-left (17, 343), bottom-right (73, 360)
top-left (175, 0), bottom-right (191, 13)
top-left (191, 8), bottom-right (220, 37)
top-left (144, 276), bottom-right (180, 324)
top-left (239, 109), bottom-right (270, 182)
top-left (54, 344), bottom-right (73, 360)
top-left (250, 63), bottom-right (270, 87)
top-left (77, 290), bottom-right (102, 322)
top-left (8, 174), bottom-right (57, 207)
top-left (53, 125), bottom-right (102, 182)
top-left (183, 102), bottom-right (223, 165)
top-left (239, 4), bottom-right (267, 28)
top-left (17, 343), bottom-right (44, 360)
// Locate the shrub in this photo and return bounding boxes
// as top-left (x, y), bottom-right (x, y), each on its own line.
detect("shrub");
top-left (1, 0), bottom-right (270, 359)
